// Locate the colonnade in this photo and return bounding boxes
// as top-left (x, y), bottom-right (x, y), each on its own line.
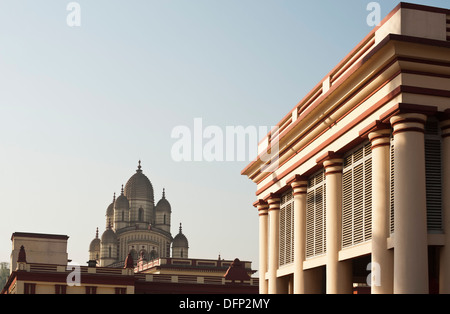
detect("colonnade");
top-left (255, 110), bottom-right (450, 294)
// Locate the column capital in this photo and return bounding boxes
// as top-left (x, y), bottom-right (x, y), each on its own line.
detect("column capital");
top-left (369, 128), bottom-right (391, 151)
top-left (292, 182), bottom-right (308, 195)
top-left (324, 160), bottom-right (344, 176)
top-left (253, 199), bottom-right (268, 208)
top-left (319, 153), bottom-right (344, 176)
top-left (390, 113), bottom-right (427, 136)
top-left (264, 193), bottom-right (281, 210)
top-left (253, 199), bottom-right (269, 216)
top-left (287, 174), bottom-right (308, 196)
top-left (361, 120), bottom-right (392, 151)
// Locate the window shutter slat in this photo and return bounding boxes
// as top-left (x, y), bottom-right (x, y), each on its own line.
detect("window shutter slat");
top-left (342, 142), bottom-right (372, 248)
top-left (425, 118), bottom-right (443, 233)
top-left (306, 170), bottom-right (326, 259)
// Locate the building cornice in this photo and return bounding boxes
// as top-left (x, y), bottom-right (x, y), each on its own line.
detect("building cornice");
top-left (242, 2), bottom-right (450, 180)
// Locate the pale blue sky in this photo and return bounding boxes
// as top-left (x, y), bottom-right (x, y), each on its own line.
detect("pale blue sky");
top-left (1, 0), bottom-right (449, 271)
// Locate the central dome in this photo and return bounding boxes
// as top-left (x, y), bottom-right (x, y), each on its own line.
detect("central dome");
top-left (124, 161), bottom-right (154, 203)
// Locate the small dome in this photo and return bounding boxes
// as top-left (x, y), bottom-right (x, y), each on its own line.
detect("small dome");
top-left (89, 228), bottom-right (101, 252)
top-left (124, 161), bottom-right (154, 202)
top-left (173, 223), bottom-right (189, 248)
top-left (156, 189), bottom-right (171, 212)
top-left (89, 237), bottom-right (100, 252)
top-left (115, 185), bottom-right (130, 211)
top-left (101, 228), bottom-right (117, 244)
top-left (106, 193), bottom-right (115, 216)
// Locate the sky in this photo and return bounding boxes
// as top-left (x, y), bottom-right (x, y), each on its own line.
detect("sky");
top-left (1, 0), bottom-right (449, 273)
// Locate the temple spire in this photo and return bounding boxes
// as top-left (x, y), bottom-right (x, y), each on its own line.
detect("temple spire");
top-left (137, 160), bottom-right (142, 172)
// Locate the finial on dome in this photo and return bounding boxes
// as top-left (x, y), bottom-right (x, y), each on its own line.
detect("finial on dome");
top-left (95, 227), bottom-right (99, 239)
top-left (162, 188), bottom-right (166, 199)
top-left (179, 223), bottom-right (182, 234)
top-left (121, 184), bottom-right (124, 195)
top-left (113, 192), bottom-right (116, 202)
top-left (137, 160), bottom-right (142, 172)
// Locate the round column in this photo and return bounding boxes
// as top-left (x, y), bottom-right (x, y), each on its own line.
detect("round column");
top-left (267, 195), bottom-right (281, 294)
top-left (291, 178), bottom-right (308, 294)
top-left (390, 113), bottom-right (429, 294)
top-left (256, 200), bottom-right (269, 294)
top-left (324, 158), bottom-right (352, 294)
top-left (369, 129), bottom-right (394, 294)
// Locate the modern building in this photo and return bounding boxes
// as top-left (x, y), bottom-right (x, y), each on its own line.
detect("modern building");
top-left (242, 2), bottom-right (450, 294)
top-left (88, 161), bottom-right (189, 267)
top-left (1, 232), bottom-right (258, 294)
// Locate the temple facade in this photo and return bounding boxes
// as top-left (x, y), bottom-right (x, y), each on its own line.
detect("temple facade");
top-left (89, 161), bottom-right (189, 267)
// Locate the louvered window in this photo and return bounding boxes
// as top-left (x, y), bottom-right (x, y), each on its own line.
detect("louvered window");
top-left (342, 142), bottom-right (372, 248)
top-left (279, 190), bottom-right (294, 266)
top-left (425, 117), bottom-right (443, 233)
top-left (390, 118), bottom-right (442, 234)
top-left (306, 170), bottom-right (326, 259)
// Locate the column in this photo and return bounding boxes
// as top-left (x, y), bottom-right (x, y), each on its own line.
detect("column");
top-left (290, 176), bottom-right (308, 294)
top-left (390, 113), bottom-right (429, 294)
top-left (255, 200), bottom-right (269, 294)
top-left (439, 117), bottom-right (450, 293)
top-left (324, 156), bottom-right (353, 294)
top-left (267, 194), bottom-right (281, 294)
top-left (368, 126), bottom-right (394, 294)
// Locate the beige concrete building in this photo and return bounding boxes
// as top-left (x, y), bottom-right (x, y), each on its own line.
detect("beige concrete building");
top-left (242, 2), bottom-right (450, 294)
top-left (10, 233), bottom-right (69, 274)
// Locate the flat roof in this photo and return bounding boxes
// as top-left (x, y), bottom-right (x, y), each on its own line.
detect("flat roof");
top-left (11, 232), bottom-right (69, 241)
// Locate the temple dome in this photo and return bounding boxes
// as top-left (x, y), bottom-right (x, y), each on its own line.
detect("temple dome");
top-left (89, 228), bottom-right (101, 252)
top-left (173, 223), bottom-right (189, 248)
top-left (89, 238), bottom-right (100, 252)
top-left (101, 227), bottom-right (117, 243)
top-left (156, 189), bottom-right (171, 212)
top-left (124, 161), bottom-right (154, 202)
top-left (115, 185), bottom-right (130, 211)
top-left (106, 194), bottom-right (115, 216)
